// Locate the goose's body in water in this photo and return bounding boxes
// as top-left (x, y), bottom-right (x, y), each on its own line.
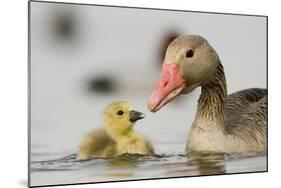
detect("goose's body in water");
top-left (148, 35), bottom-right (267, 153)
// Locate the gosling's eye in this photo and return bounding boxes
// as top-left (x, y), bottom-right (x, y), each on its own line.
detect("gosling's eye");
top-left (185, 49), bottom-right (194, 58)
top-left (117, 110), bottom-right (124, 116)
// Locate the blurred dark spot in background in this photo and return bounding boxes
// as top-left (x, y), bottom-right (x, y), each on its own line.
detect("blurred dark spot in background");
top-left (44, 7), bottom-right (93, 61)
top-left (56, 12), bottom-right (76, 39)
top-left (158, 32), bottom-right (180, 66)
top-left (87, 75), bottom-right (117, 94)
top-left (50, 8), bottom-right (80, 44)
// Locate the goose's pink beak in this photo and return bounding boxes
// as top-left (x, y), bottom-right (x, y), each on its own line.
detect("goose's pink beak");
top-left (148, 63), bottom-right (186, 112)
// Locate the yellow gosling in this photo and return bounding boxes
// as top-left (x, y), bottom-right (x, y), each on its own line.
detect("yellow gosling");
top-left (77, 102), bottom-right (154, 160)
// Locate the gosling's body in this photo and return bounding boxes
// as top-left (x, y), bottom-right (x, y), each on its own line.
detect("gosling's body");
top-left (77, 102), bottom-right (154, 160)
top-left (113, 131), bottom-right (154, 155)
top-left (77, 129), bottom-right (116, 159)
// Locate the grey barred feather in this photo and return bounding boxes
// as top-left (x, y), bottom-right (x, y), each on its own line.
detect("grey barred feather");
top-left (225, 89), bottom-right (267, 149)
top-left (188, 60), bottom-right (267, 153)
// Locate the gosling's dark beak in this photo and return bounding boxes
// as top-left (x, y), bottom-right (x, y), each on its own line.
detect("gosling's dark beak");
top-left (129, 110), bottom-right (145, 123)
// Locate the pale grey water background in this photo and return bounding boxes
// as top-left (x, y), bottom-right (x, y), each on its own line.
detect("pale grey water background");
top-left (30, 2), bottom-right (267, 187)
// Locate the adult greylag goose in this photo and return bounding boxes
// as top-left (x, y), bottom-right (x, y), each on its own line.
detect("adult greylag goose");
top-left (77, 101), bottom-right (154, 160)
top-left (148, 35), bottom-right (267, 153)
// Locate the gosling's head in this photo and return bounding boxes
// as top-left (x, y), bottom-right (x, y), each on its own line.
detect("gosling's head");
top-left (148, 35), bottom-right (220, 112)
top-left (103, 101), bottom-right (145, 137)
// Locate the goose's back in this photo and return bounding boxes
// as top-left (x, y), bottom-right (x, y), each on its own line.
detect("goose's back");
top-left (225, 88), bottom-right (267, 150)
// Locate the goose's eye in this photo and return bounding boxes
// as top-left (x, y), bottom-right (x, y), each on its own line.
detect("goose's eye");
top-left (185, 49), bottom-right (194, 58)
top-left (117, 110), bottom-right (124, 116)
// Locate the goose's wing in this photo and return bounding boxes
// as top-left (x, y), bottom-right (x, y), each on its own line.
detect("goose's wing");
top-left (225, 88), bottom-right (267, 148)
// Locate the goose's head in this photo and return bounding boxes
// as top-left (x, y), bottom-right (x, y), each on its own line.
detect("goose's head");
top-left (148, 35), bottom-right (219, 112)
top-left (103, 101), bottom-right (145, 136)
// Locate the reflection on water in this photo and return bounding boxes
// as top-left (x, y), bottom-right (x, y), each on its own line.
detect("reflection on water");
top-left (30, 149), bottom-right (266, 187)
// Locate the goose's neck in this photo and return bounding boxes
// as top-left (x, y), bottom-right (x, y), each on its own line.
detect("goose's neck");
top-left (194, 61), bottom-right (227, 132)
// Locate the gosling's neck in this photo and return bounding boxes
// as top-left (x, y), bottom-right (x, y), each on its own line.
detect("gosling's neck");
top-left (105, 124), bottom-right (135, 143)
top-left (194, 61), bottom-right (227, 133)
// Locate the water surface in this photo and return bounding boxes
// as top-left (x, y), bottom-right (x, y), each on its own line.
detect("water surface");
top-left (30, 144), bottom-right (266, 187)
